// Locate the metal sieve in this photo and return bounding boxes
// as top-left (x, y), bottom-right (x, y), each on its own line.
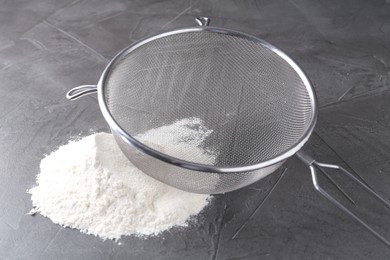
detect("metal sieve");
top-left (67, 17), bottom-right (390, 246)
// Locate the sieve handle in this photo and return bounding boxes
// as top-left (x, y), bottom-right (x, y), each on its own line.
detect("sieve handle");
top-left (66, 85), bottom-right (97, 101)
top-left (296, 150), bottom-right (390, 248)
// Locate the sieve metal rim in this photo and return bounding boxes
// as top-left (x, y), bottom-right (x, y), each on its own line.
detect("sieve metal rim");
top-left (96, 26), bottom-right (318, 173)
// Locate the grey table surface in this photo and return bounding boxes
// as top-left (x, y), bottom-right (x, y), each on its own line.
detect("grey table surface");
top-left (1, 0), bottom-right (390, 259)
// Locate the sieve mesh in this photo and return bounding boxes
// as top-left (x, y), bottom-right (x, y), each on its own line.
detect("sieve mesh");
top-left (100, 29), bottom-right (315, 193)
top-left (104, 30), bottom-right (313, 167)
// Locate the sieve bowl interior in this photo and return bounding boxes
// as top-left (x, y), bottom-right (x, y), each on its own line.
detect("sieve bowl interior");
top-left (97, 27), bottom-right (317, 175)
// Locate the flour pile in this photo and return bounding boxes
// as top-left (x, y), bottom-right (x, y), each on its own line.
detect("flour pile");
top-left (29, 118), bottom-right (215, 240)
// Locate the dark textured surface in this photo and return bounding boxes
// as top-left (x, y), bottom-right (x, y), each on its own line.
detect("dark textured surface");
top-left (1, 0), bottom-right (390, 259)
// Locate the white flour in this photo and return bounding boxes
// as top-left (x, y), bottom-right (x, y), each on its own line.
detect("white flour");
top-left (137, 118), bottom-right (214, 164)
top-left (29, 118), bottom-right (215, 240)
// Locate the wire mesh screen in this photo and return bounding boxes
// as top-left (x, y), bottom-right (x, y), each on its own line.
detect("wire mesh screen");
top-left (104, 30), bottom-right (313, 168)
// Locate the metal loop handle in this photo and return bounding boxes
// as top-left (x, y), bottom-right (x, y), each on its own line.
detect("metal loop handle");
top-left (66, 85), bottom-right (97, 101)
top-left (195, 17), bottom-right (210, 26)
top-left (296, 150), bottom-right (390, 248)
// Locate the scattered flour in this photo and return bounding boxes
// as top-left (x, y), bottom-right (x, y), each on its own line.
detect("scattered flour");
top-left (29, 118), bottom-right (215, 240)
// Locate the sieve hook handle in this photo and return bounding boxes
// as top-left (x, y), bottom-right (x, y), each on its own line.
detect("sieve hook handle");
top-left (195, 17), bottom-right (210, 26)
top-left (66, 85), bottom-right (97, 101)
top-left (296, 150), bottom-right (390, 248)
